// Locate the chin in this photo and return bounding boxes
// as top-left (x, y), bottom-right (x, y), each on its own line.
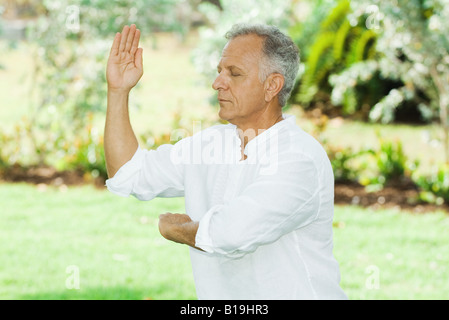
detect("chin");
top-left (218, 107), bottom-right (232, 122)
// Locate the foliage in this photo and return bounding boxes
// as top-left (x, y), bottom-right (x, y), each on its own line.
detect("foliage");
top-left (365, 132), bottom-right (415, 186)
top-left (62, 114), bottom-right (107, 181)
top-left (326, 132), bottom-right (449, 207)
top-left (139, 111), bottom-right (190, 150)
top-left (0, 117), bottom-right (43, 168)
top-left (289, 0), bottom-right (379, 115)
top-left (307, 110), bottom-right (367, 183)
top-left (333, 0), bottom-right (449, 160)
top-left (414, 164), bottom-right (449, 205)
top-left (27, 0), bottom-right (187, 127)
top-left (327, 145), bottom-right (367, 183)
top-left (307, 112), bottom-right (417, 189)
top-left (350, 0), bottom-right (449, 120)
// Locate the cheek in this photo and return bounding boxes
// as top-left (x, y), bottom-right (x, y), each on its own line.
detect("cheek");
top-left (242, 83), bottom-right (265, 107)
top-left (232, 80), bottom-right (264, 106)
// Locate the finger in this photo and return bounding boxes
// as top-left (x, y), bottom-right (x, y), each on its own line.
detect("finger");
top-left (135, 48), bottom-right (143, 69)
top-left (118, 25), bottom-right (130, 52)
top-left (130, 29), bottom-right (140, 55)
top-left (125, 24), bottom-right (136, 53)
top-left (110, 32), bottom-right (121, 56)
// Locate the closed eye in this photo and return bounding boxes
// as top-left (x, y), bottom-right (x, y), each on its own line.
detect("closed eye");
top-left (216, 64), bottom-right (245, 77)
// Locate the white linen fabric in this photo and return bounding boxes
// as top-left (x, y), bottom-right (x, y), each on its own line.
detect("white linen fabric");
top-left (106, 114), bottom-right (347, 299)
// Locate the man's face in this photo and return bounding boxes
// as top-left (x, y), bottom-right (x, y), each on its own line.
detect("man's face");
top-left (212, 34), bottom-right (267, 126)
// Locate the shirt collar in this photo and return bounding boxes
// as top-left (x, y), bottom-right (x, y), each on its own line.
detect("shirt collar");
top-left (242, 114), bottom-right (295, 157)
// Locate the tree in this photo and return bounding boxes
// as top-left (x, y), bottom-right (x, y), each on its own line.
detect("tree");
top-left (330, 0), bottom-right (449, 162)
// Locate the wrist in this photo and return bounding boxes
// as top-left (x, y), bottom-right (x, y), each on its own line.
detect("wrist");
top-left (182, 221), bottom-right (200, 248)
top-left (107, 87), bottom-right (131, 96)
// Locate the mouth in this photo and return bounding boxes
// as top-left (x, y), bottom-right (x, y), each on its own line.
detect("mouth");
top-left (218, 99), bottom-right (231, 103)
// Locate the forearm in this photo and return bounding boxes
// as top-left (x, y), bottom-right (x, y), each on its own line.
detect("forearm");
top-left (104, 89), bottom-right (139, 178)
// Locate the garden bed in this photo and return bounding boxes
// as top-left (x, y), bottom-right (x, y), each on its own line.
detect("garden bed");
top-left (0, 165), bottom-right (104, 188)
top-left (334, 180), bottom-right (448, 213)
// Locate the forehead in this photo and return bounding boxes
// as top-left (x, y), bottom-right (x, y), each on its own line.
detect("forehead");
top-left (219, 34), bottom-right (264, 69)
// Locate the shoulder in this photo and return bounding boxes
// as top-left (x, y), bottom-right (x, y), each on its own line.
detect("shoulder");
top-left (278, 115), bottom-right (327, 159)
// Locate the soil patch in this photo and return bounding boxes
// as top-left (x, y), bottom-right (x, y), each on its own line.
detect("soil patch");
top-left (0, 165), bottom-right (105, 188)
top-left (334, 180), bottom-right (448, 213)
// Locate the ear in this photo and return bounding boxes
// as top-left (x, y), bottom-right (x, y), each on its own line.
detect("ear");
top-left (264, 73), bottom-right (285, 104)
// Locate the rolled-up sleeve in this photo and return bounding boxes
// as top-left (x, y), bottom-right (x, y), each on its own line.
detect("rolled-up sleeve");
top-left (105, 143), bottom-right (185, 201)
top-left (195, 152), bottom-right (322, 258)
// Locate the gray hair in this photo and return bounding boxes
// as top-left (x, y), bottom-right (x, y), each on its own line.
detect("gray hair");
top-left (225, 23), bottom-right (300, 107)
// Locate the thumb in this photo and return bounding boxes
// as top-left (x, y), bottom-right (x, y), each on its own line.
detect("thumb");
top-left (135, 48), bottom-right (143, 70)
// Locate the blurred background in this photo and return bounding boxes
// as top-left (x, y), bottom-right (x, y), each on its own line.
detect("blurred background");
top-left (0, 0), bottom-right (448, 300)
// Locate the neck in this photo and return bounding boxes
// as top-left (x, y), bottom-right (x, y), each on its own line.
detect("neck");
top-left (234, 107), bottom-right (283, 159)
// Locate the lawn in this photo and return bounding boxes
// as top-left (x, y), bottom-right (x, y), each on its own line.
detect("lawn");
top-left (0, 183), bottom-right (195, 300)
top-left (0, 182), bottom-right (448, 300)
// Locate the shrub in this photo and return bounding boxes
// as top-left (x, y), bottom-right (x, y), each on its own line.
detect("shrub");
top-left (373, 134), bottom-right (407, 184)
top-left (327, 145), bottom-right (369, 183)
top-left (62, 114), bottom-right (107, 182)
top-left (357, 132), bottom-right (418, 188)
top-left (414, 164), bottom-right (449, 205)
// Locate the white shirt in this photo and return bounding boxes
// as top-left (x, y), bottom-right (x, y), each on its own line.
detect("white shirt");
top-left (106, 114), bottom-right (347, 300)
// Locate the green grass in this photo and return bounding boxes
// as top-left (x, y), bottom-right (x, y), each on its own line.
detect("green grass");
top-left (1, 183), bottom-right (448, 299)
top-left (333, 206), bottom-right (449, 299)
top-left (0, 183), bottom-right (195, 300)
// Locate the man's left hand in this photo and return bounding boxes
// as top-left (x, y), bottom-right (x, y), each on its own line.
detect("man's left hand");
top-left (158, 213), bottom-right (202, 250)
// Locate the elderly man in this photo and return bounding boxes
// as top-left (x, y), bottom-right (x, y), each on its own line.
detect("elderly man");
top-left (104, 23), bottom-right (347, 300)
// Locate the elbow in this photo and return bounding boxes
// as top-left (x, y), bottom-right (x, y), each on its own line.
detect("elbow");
top-left (207, 227), bottom-right (261, 259)
top-left (105, 162), bottom-right (118, 179)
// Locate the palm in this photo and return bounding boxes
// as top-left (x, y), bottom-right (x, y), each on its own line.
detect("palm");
top-left (107, 24), bottom-right (143, 91)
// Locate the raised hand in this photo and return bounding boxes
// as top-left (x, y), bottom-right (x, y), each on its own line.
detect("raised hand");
top-left (106, 24), bottom-right (143, 93)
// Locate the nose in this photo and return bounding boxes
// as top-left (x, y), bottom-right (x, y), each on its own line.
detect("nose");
top-left (212, 72), bottom-right (227, 91)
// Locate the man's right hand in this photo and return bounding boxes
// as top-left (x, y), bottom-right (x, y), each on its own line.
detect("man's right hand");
top-left (104, 24), bottom-right (142, 178)
top-left (106, 24), bottom-right (143, 93)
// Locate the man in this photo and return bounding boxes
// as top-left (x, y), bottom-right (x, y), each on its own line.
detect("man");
top-left (105, 23), bottom-right (347, 299)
